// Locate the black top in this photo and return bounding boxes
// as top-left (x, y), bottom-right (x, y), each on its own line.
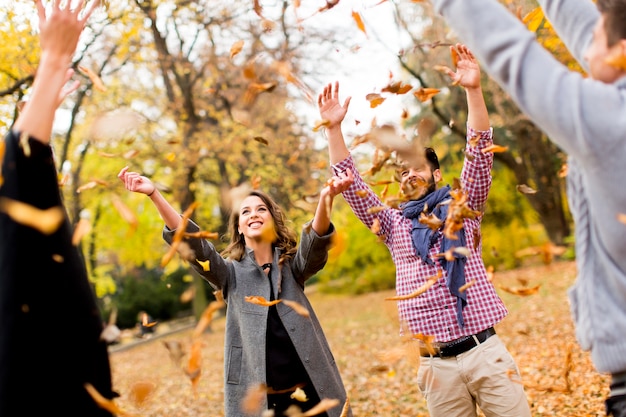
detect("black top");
top-left (0, 131), bottom-right (115, 415)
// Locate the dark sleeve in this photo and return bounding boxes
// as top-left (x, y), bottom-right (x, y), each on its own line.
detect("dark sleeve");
top-left (0, 130), bottom-right (115, 416)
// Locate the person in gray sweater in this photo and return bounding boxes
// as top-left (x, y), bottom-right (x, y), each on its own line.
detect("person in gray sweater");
top-left (428, 0), bottom-right (626, 415)
top-left (118, 167), bottom-right (353, 417)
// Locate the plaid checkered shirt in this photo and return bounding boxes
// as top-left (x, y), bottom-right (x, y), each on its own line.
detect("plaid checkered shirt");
top-left (332, 126), bottom-right (508, 342)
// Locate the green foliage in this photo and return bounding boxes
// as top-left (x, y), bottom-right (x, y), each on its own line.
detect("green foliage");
top-left (106, 266), bottom-right (193, 329)
top-left (316, 201), bottom-right (396, 294)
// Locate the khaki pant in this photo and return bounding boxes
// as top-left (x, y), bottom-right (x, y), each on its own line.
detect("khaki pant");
top-left (417, 335), bottom-right (531, 417)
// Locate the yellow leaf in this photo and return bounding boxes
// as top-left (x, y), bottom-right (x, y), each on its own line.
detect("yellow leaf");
top-left (0, 197), bottom-right (64, 235)
top-left (523, 7), bottom-right (544, 33)
top-left (196, 259), bottom-right (210, 271)
top-left (366, 93), bottom-right (385, 108)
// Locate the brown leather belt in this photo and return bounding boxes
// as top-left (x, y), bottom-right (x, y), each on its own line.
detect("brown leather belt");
top-left (420, 327), bottom-right (496, 358)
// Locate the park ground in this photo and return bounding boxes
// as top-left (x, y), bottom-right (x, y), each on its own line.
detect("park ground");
top-left (109, 260), bottom-right (609, 416)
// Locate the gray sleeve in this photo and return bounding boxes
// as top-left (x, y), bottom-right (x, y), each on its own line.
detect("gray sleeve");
top-left (162, 219), bottom-right (231, 290)
top-left (430, 0), bottom-right (626, 162)
top-left (290, 221), bottom-right (335, 285)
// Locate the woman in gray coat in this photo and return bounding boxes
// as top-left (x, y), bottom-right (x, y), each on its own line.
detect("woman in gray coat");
top-left (119, 167), bottom-right (353, 417)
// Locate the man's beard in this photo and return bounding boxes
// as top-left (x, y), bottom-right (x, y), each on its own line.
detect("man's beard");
top-left (402, 174), bottom-right (437, 200)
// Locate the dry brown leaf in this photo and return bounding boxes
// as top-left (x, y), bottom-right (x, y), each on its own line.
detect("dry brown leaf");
top-left (370, 217), bottom-right (381, 234)
top-left (458, 279), bottom-right (476, 292)
top-left (412, 333), bottom-right (436, 356)
top-left (241, 383), bottom-right (267, 414)
top-left (245, 295), bottom-right (282, 307)
top-left (282, 299), bottom-right (310, 317)
top-left (381, 81), bottom-right (412, 95)
top-left (355, 189), bottom-right (368, 198)
top-left (185, 339), bottom-right (203, 397)
top-left (481, 144), bottom-right (509, 153)
top-left (84, 383), bottom-right (136, 416)
top-left (499, 284), bottom-right (541, 296)
top-left (72, 218), bottom-right (92, 246)
top-left (185, 231), bottom-right (219, 240)
top-left (0, 197), bottom-right (64, 235)
top-left (516, 184), bottom-right (537, 194)
top-left (162, 340), bottom-right (185, 367)
top-left (366, 93), bottom-right (386, 108)
top-left (111, 194), bottom-right (138, 235)
top-left (385, 271), bottom-right (441, 300)
top-left (128, 381), bottom-right (156, 408)
top-left (193, 296), bottom-right (226, 338)
top-left (302, 398), bottom-right (341, 416)
top-left (413, 87), bottom-right (440, 102)
top-left (313, 119), bottom-right (331, 132)
top-left (351, 11), bottom-right (367, 35)
top-left (230, 40), bottom-right (244, 59)
top-left (366, 205), bottom-right (386, 214)
top-left (78, 65), bottom-right (106, 92)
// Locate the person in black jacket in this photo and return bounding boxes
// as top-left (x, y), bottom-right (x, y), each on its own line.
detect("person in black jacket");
top-left (0, 1), bottom-right (116, 415)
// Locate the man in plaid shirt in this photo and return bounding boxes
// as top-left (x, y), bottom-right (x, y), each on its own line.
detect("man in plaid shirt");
top-left (317, 45), bottom-right (530, 416)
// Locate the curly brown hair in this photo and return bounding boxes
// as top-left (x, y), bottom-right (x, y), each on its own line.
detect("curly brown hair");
top-left (220, 190), bottom-right (298, 268)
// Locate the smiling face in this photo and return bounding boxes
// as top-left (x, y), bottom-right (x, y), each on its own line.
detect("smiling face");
top-left (399, 164), bottom-right (441, 200)
top-left (237, 195), bottom-right (276, 244)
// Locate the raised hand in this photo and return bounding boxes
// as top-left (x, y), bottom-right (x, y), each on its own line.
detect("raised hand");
top-left (118, 166), bottom-right (156, 196)
top-left (318, 81), bottom-right (351, 129)
top-left (441, 44), bottom-right (482, 90)
top-left (324, 168), bottom-right (354, 199)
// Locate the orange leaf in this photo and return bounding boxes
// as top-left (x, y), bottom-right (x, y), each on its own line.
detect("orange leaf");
top-left (84, 383), bottom-right (135, 416)
top-left (230, 40), bottom-right (244, 59)
top-left (185, 339), bottom-right (203, 397)
top-left (381, 81), bottom-right (413, 94)
top-left (481, 144), bottom-right (509, 153)
top-left (499, 284), bottom-right (541, 296)
top-left (351, 11), bottom-right (367, 35)
top-left (366, 93), bottom-right (385, 108)
top-left (385, 271), bottom-right (441, 300)
top-left (0, 197), bottom-right (64, 235)
top-left (413, 88), bottom-right (440, 102)
top-left (618, 213), bottom-right (626, 225)
top-left (282, 299), bottom-right (310, 317)
top-left (78, 65), bottom-right (106, 92)
top-left (128, 381), bottom-right (156, 408)
top-left (313, 119), bottom-right (331, 132)
top-left (72, 218), bottom-right (92, 246)
top-left (245, 295), bottom-right (282, 306)
top-left (161, 201), bottom-right (200, 267)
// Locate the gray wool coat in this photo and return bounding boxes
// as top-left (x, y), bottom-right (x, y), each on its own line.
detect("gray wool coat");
top-left (164, 219), bottom-right (352, 417)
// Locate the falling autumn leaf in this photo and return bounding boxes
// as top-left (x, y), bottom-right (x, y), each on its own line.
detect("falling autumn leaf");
top-left (516, 184), bottom-right (538, 194)
top-left (72, 217), bottom-right (92, 246)
top-left (381, 81), bottom-right (413, 94)
top-left (617, 213), bottom-right (626, 225)
top-left (84, 383), bottom-right (136, 416)
top-left (78, 65), bottom-right (107, 92)
top-left (163, 340), bottom-right (185, 368)
top-left (291, 387), bottom-right (309, 402)
top-left (481, 144), bottom-right (509, 153)
top-left (413, 87), bottom-right (440, 102)
top-left (241, 383), bottom-right (267, 415)
top-left (302, 398), bottom-right (341, 416)
top-left (458, 279), bottom-right (476, 292)
top-left (365, 93), bottom-right (385, 108)
top-left (499, 283), bottom-right (541, 296)
top-left (193, 295), bottom-right (226, 338)
top-left (245, 295), bottom-right (282, 307)
top-left (385, 271), bottom-right (441, 300)
top-left (110, 194), bottom-right (138, 235)
top-left (161, 201), bottom-right (200, 267)
top-left (351, 11), bottom-right (367, 36)
top-left (128, 381), bottom-right (156, 408)
top-left (230, 40), bottom-right (245, 59)
top-left (0, 197), bottom-right (65, 235)
top-left (282, 299), bottom-right (310, 317)
top-left (185, 231), bottom-right (219, 240)
top-left (313, 119), bottom-right (331, 132)
top-left (184, 339), bottom-right (203, 397)
top-left (196, 259), bottom-right (210, 271)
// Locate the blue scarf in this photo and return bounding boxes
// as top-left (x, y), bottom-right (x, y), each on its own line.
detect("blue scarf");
top-left (401, 185), bottom-right (468, 327)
